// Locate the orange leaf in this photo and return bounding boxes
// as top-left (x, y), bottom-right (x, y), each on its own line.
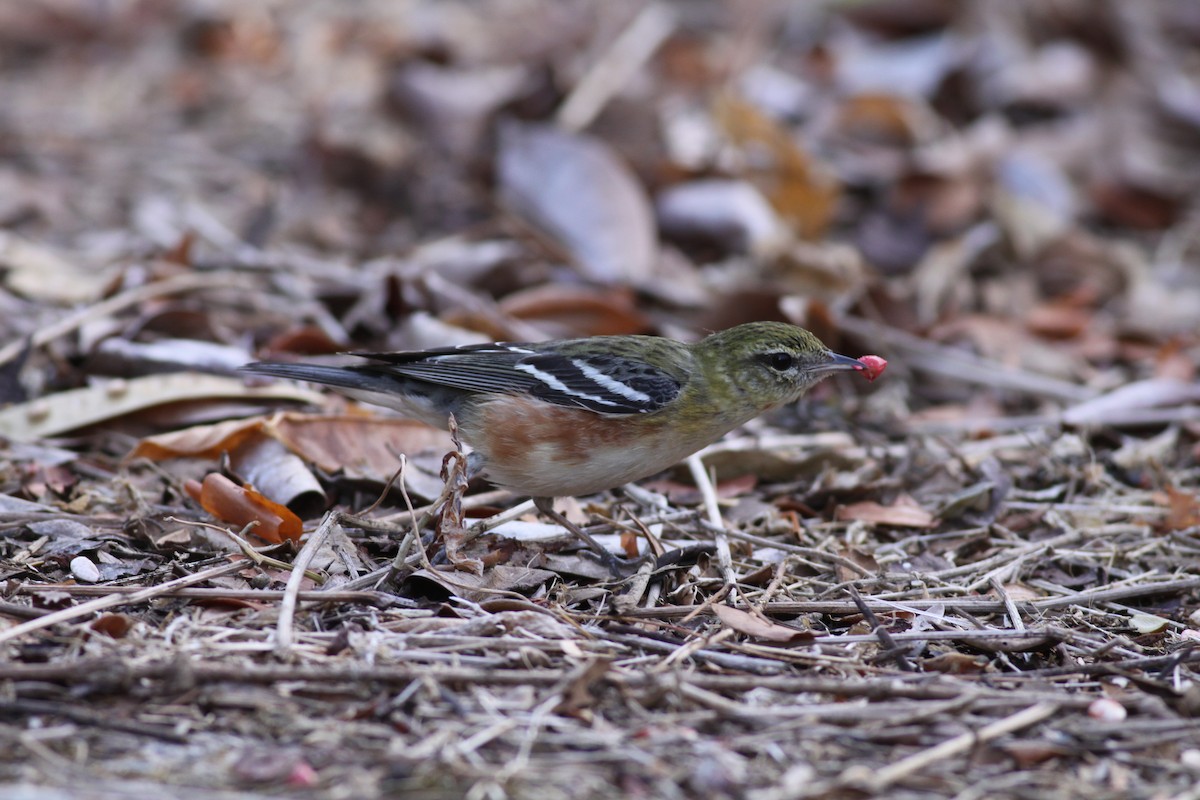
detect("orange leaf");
top-left (712, 92), bottom-right (840, 239)
top-left (1163, 487), bottom-right (1200, 532)
top-left (189, 473), bottom-right (303, 543)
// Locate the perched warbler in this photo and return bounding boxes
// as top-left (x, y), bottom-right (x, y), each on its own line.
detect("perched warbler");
top-left (243, 322), bottom-right (885, 568)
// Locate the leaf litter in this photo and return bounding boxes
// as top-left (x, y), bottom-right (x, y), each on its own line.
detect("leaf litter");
top-left (0, 2), bottom-right (1198, 798)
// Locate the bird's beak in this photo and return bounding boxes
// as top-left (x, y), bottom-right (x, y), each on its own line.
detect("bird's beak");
top-left (813, 353), bottom-right (869, 374)
top-left (814, 353), bottom-right (888, 382)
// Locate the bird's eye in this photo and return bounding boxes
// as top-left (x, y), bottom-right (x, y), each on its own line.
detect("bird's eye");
top-left (765, 352), bottom-right (794, 371)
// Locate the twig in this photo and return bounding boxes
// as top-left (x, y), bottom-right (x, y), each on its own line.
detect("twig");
top-left (368, 488), bottom-right (515, 527)
top-left (848, 702), bottom-right (1059, 790)
top-left (0, 559), bottom-right (249, 645)
top-left (618, 598), bottom-right (1018, 619)
top-left (0, 271), bottom-right (258, 366)
top-left (848, 585), bottom-right (913, 671)
top-left (687, 453), bottom-right (738, 594)
top-left (0, 658), bottom-right (1107, 710)
top-left (718, 527), bottom-right (873, 577)
top-left (990, 577), bottom-right (1025, 632)
top-left (1032, 575), bottom-right (1200, 609)
top-left (13, 584), bottom-right (411, 607)
top-left (0, 698), bottom-right (187, 743)
top-left (556, 3), bottom-right (677, 132)
top-left (838, 315), bottom-right (1095, 403)
top-left (387, 454), bottom-right (434, 582)
top-left (275, 511), bottom-right (338, 655)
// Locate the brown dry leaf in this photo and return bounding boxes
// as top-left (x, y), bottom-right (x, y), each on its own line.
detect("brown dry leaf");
top-left (1161, 487), bottom-right (1200, 533)
top-left (266, 414), bottom-right (454, 484)
top-left (90, 613), bottom-right (135, 639)
top-left (555, 657), bottom-right (614, 716)
top-left (1025, 302), bottom-right (1092, 339)
top-left (712, 93), bottom-right (840, 239)
top-left (642, 473), bottom-right (758, 506)
top-left (834, 546), bottom-right (879, 583)
top-left (497, 122), bottom-right (657, 285)
top-left (404, 565), bottom-right (560, 603)
top-left (712, 604), bottom-right (814, 643)
top-left (1155, 341), bottom-right (1198, 382)
top-left (133, 411), bottom-right (455, 486)
top-left (0, 375), bottom-right (322, 442)
top-left (1090, 182), bottom-right (1183, 230)
top-left (836, 496), bottom-right (935, 528)
top-left (834, 93), bottom-right (929, 146)
top-left (1000, 741), bottom-right (1075, 768)
top-left (0, 231), bottom-right (118, 303)
top-left (498, 284), bottom-right (650, 337)
top-left (131, 416), bottom-right (268, 462)
top-left (1000, 583), bottom-right (1042, 602)
top-left (185, 473), bottom-right (303, 544)
top-left (920, 652), bottom-right (988, 674)
top-left (259, 325), bottom-right (345, 357)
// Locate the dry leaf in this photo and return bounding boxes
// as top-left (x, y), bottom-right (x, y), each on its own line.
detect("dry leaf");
top-left (133, 411), bottom-right (455, 489)
top-left (1161, 487), bottom-right (1200, 532)
top-left (404, 565), bottom-right (559, 602)
top-left (713, 604), bottom-right (813, 643)
top-left (834, 93), bottom-right (930, 145)
top-left (231, 436), bottom-right (326, 516)
top-left (132, 416), bottom-right (267, 462)
top-left (498, 284), bottom-right (650, 337)
top-left (0, 374), bottom-right (322, 441)
top-left (1025, 303), bottom-right (1092, 339)
top-left (834, 546), bottom-right (880, 583)
top-left (497, 122), bottom-right (656, 284)
top-left (90, 613), bottom-right (134, 639)
top-left (185, 473), bottom-right (303, 544)
top-left (1000, 583), bottom-right (1042, 602)
top-left (1129, 612), bottom-right (1169, 635)
top-left (836, 496), bottom-right (935, 528)
top-left (555, 657), bottom-right (614, 716)
top-left (1062, 379), bottom-right (1200, 426)
top-left (1000, 741), bottom-right (1075, 768)
top-left (0, 231), bottom-right (118, 303)
top-left (920, 652), bottom-right (989, 674)
top-left (713, 93), bottom-right (840, 239)
top-left (656, 179), bottom-right (788, 257)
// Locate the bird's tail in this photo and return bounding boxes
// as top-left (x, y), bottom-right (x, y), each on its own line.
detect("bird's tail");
top-left (241, 361), bottom-right (451, 427)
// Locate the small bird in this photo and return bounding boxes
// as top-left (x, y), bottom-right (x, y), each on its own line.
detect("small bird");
top-left (243, 322), bottom-right (885, 570)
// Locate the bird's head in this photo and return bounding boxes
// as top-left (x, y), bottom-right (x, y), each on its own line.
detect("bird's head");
top-left (698, 322), bottom-right (886, 408)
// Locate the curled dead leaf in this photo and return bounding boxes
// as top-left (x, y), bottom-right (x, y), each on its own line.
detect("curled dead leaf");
top-left (185, 473), bottom-right (303, 544)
